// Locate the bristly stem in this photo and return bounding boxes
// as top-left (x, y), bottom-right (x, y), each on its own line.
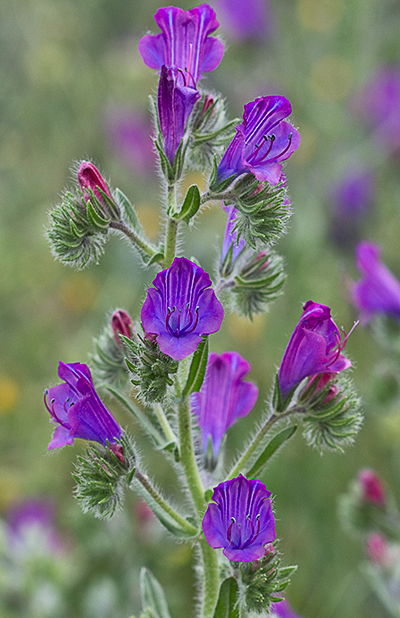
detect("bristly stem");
top-left (109, 220), bottom-right (159, 261)
top-left (226, 405), bottom-right (305, 480)
top-left (153, 402), bottom-right (178, 445)
top-left (163, 184), bottom-right (179, 267)
top-left (177, 394), bottom-right (220, 618)
top-left (134, 469), bottom-right (198, 536)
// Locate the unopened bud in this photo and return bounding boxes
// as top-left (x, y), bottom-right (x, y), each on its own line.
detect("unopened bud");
top-left (77, 161), bottom-right (112, 203)
top-left (366, 532), bottom-right (388, 566)
top-left (111, 309), bottom-right (133, 345)
top-left (358, 469), bottom-right (386, 507)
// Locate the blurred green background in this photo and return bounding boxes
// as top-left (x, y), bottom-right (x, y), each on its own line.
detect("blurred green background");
top-left (1, 0), bottom-right (400, 616)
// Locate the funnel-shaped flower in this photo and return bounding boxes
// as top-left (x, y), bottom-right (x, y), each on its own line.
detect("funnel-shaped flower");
top-left (141, 257), bottom-right (224, 361)
top-left (278, 301), bottom-right (352, 398)
top-left (351, 242), bottom-right (400, 324)
top-left (139, 4), bottom-right (224, 87)
top-left (77, 161), bottom-right (112, 203)
top-left (217, 96), bottom-right (300, 185)
top-left (158, 65), bottom-right (201, 164)
top-left (202, 475), bottom-right (276, 561)
top-left (45, 362), bottom-right (122, 449)
top-left (190, 351), bottom-right (258, 457)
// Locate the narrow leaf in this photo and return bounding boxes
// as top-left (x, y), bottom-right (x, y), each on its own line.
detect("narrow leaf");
top-left (181, 336), bottom-right (209, 399)
top-left (173, 185), bottom-right (200, 223)
top-left (213, 577), bottom-right (239, 618)
top-left (246, 425), bottom-right (298, 478)
top-left (115, 188), bottom-right (145, 237)
top-left (140, 568), bottom-right (172, 618)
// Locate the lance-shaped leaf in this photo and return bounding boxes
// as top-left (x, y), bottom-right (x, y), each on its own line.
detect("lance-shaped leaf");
top-left (246, 425), bottom-right (297, 478)
top-left (172, 184), bottom-right (201, 223)
top-left (140, 568), bottom-right (172, 618)
top-left (213, 577), bottom-right (239, 618)
top-left (181, 335), bottom-right (209, 399)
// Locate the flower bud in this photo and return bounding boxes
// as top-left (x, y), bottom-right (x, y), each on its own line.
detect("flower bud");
top-left (77, 161), bottom-right (112, 203)
top-left (358, 469), bottom-right (386, 507)
top-left (111, 309), bottom-right (134, 345)
top-left (366, 532), bottom-right (388, 566)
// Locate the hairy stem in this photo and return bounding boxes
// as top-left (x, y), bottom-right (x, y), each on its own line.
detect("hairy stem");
top-left (134, 469), bottom-right (198, 536)
top-left (153, 402), bottom-right (178, 445)
top-left (199, 536), bottom-right (220, 618)
top-left (109, 220), bottom-right (159, 260)
top-left (163, 184), bottom-right (179, 268)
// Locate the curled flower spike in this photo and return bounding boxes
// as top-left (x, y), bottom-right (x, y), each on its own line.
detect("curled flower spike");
top-left (141, 257), bottom-right (224, 361)
top-left (351, 241), bottom-right (400, 324)
top-left (139, 4), bottom-right (224, 87)
top-left (202, 474), bottom-right (276, 561)
top-left (278, 301), bottom-right (352, 399)
top-left (77, 161), bottom-right (112, 204)
top-left (45, 362), bottom-right (122, 450)
top-left (190, 351), bottom-right (258, 458)
top-left (217, 96), bottom-right (301, 185)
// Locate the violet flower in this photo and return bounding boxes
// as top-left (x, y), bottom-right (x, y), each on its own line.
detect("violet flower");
top-left (139, 4), bottom-right (224, 88)
top-left (278, 301), bottom-right (352, 399)
top-left (202, 474), bottom-right (276, 561)
top-left (330, 169), bottom-right (375, 221)
top-left (190, 351), bottom-right (258, 457)
top-left (221, 204), bottom-right (246, 265)
top-left (77, 161), bottom-right (111, 204)
top-left (44, 362), bottom-right (122, 450)
top-left (158, 64), bottom-right (201, 164)
top-left (141, 257), bottom-right (224, 361)
top-left (217, 96), bottom-right (301, 185)
top-left (271, 598), bottom-right (303, 618)
top-left (351, 241), bottom-right (400, 324)
top-left (106, 107), bottom-right (156, 176)
top-left (6, 497), bottom-right (64, 555)
top-left (214, 0), bottom-right (271, 42)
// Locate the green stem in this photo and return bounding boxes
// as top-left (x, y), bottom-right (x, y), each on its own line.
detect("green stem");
top-left (134, 469), bottom-right (198, 537)
top-left (163, 184), bottom-right (179, 267)
top-left (177, 394), bottom-right (220, 618)
top-left (177, 396), bottom-right (205, 516)
top-left (109, 220), bottom-right (159, 261)
top-left (153, 403), bottom-right (178, 444)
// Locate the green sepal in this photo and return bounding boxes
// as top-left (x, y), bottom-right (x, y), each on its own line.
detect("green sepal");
top-left (246, 425), bottom-right (298, 478)
top-left (181, 335), bottom-right (209, 399)
top-left (213, 577), bottom-right (239, 618)
top-left (272, 373), bottom-right (283, 412)
top-left (172, 184), bottom-right (201, 223)
top-left (192, 118), bottom-right (239, 146)
top-left (140, 567), bottom-right (172, 618)
top-left (86, 199), bottom-right (111, 229)
top-left (171, 139), bottom-right (186, 184)
top-left (154, 138), bottom-right (174, 182)
top-left (131, 478), bottom-right (197, 539)
top-left (204, 488), bottom-right (213, 503)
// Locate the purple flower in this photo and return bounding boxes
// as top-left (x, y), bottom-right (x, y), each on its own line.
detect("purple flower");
top-left (6, 497), bottom-right (64, 555)
top-left (139, 4), bottom-right (224, 88)
top-left (141, 257), bottom-right (224, 361)
top-left (330, 169), bottom-right (375, 221)
top-left (217, 96), bottom-right (301, 185)
top-left (351, 242), bottom-right (400, 324)
top-left (271, 598), bottom-right (303, 618)
top-left (221, 204), bottom-right (246, 265)
top-left (351, 66), bottom-right (400, 154)
top-left (278, 301), bottom-right (352, 399)
top-left (202, 474), bottom-right (276, 561)
top-left (214, 0), bottom-right (271, 42)
top-left (190, 351), bottom-right (258, 457)
top-left (44, 362), bottom-right (122, 450)
top-left (158, 64), bottom-right (201, 164)
top-left (106, 107), bottom-right (156, 176)
top-left (77, 161), bottom-right (111, 204)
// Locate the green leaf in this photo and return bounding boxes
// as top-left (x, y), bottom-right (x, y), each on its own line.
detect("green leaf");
top-left (173, 184), bottom-right (201, 223)
top-left (102, 384), bottom-right (165, 447)
top-left (272, 373), bottom-right (283, 412)
top-left (213, 578), bottom-right (239, 618)
top-left (246, 425), bottom-right (298, 478)
top-left (140, 568), bottom-right (172, 618)
top-left (115, 188), bottom-right (145, 237)
top-left (181, 335), bottom-right (209, 398)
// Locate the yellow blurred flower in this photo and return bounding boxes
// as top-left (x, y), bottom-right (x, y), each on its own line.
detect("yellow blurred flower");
top-left (58, 273), bottom-right (99, 313)
top-left (297, 0), bottom-right (345, 32)
top-left (227, 313), bottom-right (266, 343)
top-left (310, 56), bottom-right (353, 101)
top-left (0, 376), bottom-right (19, 414)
